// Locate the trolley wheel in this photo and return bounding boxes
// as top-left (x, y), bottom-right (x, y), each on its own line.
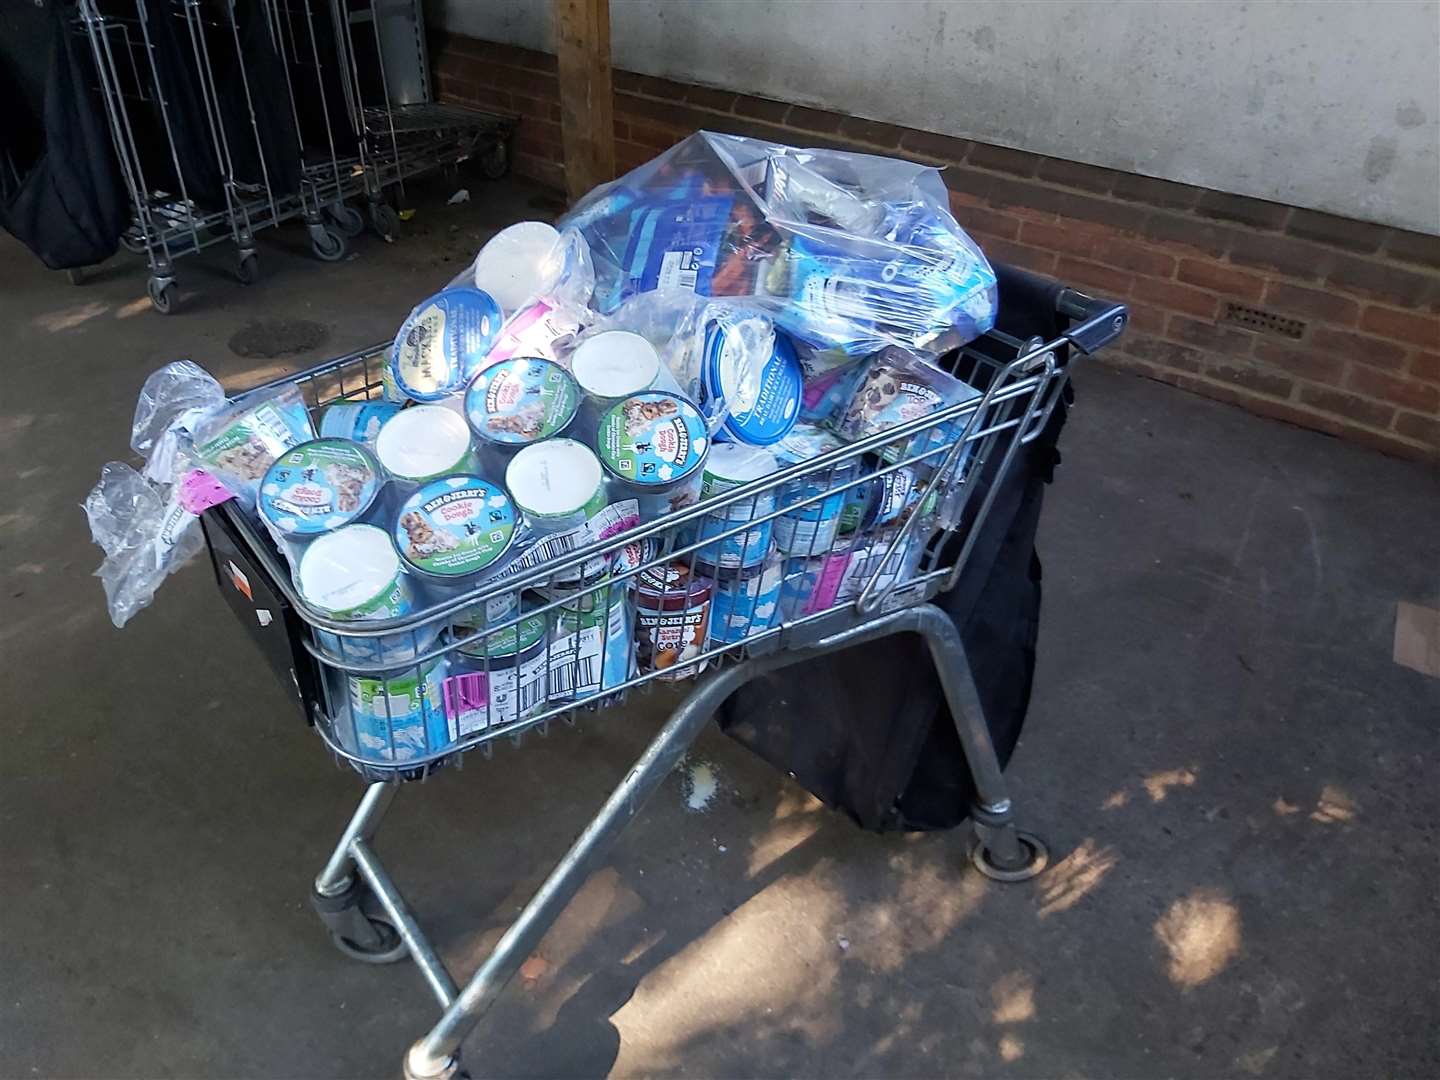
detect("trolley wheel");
top-left (311, 227), bottom-right (347, 262)
top-left (370, 201), bottom-right (400, 240)
top-left (970, 830), bottom-right (1049, 882)
top-left (477, 140), bottom-right (509, 181)
top-left (329, 203), bottom-right (365, 238)
top-left (147, 278), bottom-right (177, 315)
top-left (236, 252), bottom-right (259, 285)
top-left (66, 267), bottom-right (85, 285)
top-left (329, 913), bottom-right (408, 965)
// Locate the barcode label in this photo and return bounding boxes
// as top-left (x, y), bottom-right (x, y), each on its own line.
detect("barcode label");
top-left (551, 655), bottom-right (598, 696)
top-left (548, 624), bottom-right (604, 696)
top-left (516, 674), bottom-right (546, 714)
top-left (492, 529), bottom-right (582, 581)
top-left (658, 250), bottom-right (699, 291)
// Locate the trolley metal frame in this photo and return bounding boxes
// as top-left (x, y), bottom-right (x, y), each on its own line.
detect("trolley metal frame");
top-left (202, 279), bottom-right (1126, 1077)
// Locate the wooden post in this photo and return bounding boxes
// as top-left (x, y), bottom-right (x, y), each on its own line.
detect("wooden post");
top-left (554, 0), bottom-right (616, 204)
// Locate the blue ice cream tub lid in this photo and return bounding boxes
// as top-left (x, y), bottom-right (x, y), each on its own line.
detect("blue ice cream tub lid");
top-left (390, 286), bottom-right (503, 402)
top-left (258, 438), bottom-right (382, 537)
top-left (701, 323), bottom-right (803, 447)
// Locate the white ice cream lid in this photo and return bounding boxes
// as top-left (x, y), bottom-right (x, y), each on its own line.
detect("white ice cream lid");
top-left (374, 405), bottom-right (472, 480)
top-left (572, 331), bottom-right (661, 399)
top-left (472, 221), bottom-right (562, 312)
top-left (298, 524), bottom-right (400, 613)
top-left (505, 438), bottom-right (603, 518)
top-left (705, 442), bottom-right (779, 484)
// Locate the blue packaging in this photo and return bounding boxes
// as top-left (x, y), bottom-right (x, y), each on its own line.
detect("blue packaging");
top-left (771, 423), bottom-right (856, 554)
top-left (614, 195), bottom-right (735, 306)
top-left (390, 286), bottom-right (503, 401)
top-left (709, 556), bottom-right (784, 644)
top-left (703, 325), bottom-right (803, 446)
top-left (344, 659), bottom-right (451, 763)
top-left (692, 514), bottom-right (774, 571)
top-left (319, 401), bottom-right (403, 445)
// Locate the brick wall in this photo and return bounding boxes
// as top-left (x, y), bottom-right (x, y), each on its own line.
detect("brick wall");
top-left (432, 32), bottom-right (1440, 462)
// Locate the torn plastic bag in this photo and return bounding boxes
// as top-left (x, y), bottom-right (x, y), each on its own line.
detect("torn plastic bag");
top-left (131, 360), bottom-right (227, 484)
top-left (84, 461), bottom-right (210, 628)
top-left (559, 131), bottom-right (997, 361)
top-left (446, 224), bottom-right (596, 368)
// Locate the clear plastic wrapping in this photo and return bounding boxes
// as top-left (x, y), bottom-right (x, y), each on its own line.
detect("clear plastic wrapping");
top-left (559, 131), bottom-right (997, 362)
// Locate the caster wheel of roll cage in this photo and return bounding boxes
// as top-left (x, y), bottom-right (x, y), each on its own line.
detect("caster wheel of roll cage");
top-left (328, 203), bottom-right (365, 238)
top-left (236, 252), bottom-right (259, 285)
top-left (312, 879), bottom-right (408, 965)
top-left (147, 277), bottom-right (176, 315)
top-left (370, 201), bottom-right (400, 240)
top-left (311, 227), bottom-right (347, 263)
top-left (330, 914), bottom-right (408, 965)
top-left (970, 830), bottom-right (1049, 882)
top-left (476, 139), bottom-right (508, 181)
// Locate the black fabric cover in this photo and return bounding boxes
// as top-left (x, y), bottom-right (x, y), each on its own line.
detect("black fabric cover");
top-left (0, 3), bottom-right (127, 269)
top-left (211, 0), bottom-right (302, 197)
top-left (718, 265), bottom-right (1071, 832)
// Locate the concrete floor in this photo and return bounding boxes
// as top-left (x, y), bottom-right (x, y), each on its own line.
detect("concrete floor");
top-left (2, 175), bottom-right (1438, 1080)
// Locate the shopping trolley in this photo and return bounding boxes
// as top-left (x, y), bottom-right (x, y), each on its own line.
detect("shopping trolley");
top-left (200, 266), bottom-right (1126, 1078)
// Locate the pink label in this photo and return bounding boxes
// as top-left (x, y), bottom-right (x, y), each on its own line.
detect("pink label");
top-left (484, 300), bottom-right (557, 365)
top-left (443, 672), bottom-right (489, 719)
top-left (805, 551), bottom-right (850, 614)
top-left (178, 469), bottom-right (235, 513)
top-left (801, 367), bottom-right (846, 411)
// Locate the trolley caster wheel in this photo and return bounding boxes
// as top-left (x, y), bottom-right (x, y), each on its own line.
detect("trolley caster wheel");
top-left (311, 227), bottom-right (347, 262)
top-left (66, 267), bottom-right (85, 285)
top-left (370, 202), bottom-right (400, 240)
top-left (970, 830), bottom-right (1049, 882)
top-left (477, 140), bottom-right (509, 181)
top-left (236, 252), bottom-right (259, 285)
top-left (329, 203), bottom-right (365, 238)
top-left (147, 278), bottom-right (177, 315)
top-left (329, 914), bottom-right (408, 965)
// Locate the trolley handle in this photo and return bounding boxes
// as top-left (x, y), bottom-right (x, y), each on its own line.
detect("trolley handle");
top-left (1057, 288), bottom-right (1129, 355)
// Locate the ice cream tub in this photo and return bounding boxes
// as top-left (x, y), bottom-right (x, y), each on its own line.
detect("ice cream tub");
top-left (597, 392), bottom-right (708, 517)
top-left (830, 346), bottom-right (980, 445)
top-left (374, 405), bottom-right (478, 484)
top-left (343, 658), bottom-right (450, 763)
top-left (258, 438), bottom-right (381, 538)
top-left (771, 422), bottom-right (859, 555)
top-left (393, 475), bottom-right (517, 583)
top-left (703, 323), bottom-right (802, 446)
top-left (471, 221), bottom-right (563, 313)
top-left (390, 286), bottom-right (503, 401)
top-left (690, 514), bottom-right (773, 572)
top-left (464, 357), bottom-right (580, 449)
top-left (299, 523), bottom-right (435, 666)
top-left (446, 613), bottom-right (551, 736)
top-left (633, 562), bottom-right (713, 680)
top-left (571, 330), bottom-right (665, 405)
top-left (548, 586), bottom-right (634, 699)
top-left (699, 442), bottom-right (779, 509)
top-left (505, 438), bottom-right (606, 532)
top-left (709, 555), bottom-right (783, 644)
top-left (839, 465), bottom-right (938, 534)
top-left (778, 547), bottom-right (850, 619)
top-left (319, 401), bottom-right (402, 445)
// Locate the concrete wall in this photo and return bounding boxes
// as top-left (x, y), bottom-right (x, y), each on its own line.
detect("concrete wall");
top-left (429, 0), bottom-right (1440, 235)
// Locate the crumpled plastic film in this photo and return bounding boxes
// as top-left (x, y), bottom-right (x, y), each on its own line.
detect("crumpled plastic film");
top-left (559, 130), bottom-right (997, 362)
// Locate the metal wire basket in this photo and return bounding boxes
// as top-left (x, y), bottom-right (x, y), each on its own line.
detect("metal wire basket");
top-left (207, 283), bottom-right (1119, 783)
